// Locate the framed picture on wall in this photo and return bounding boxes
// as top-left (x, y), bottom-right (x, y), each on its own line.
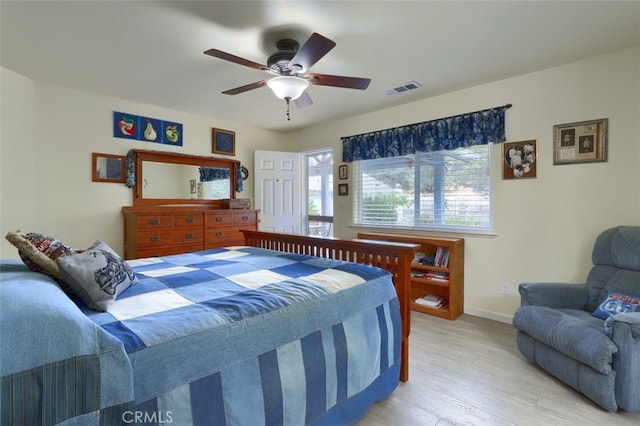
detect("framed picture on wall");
top-left (338, 183), bottom-right (348, 196)
top-left (553, 118), bottom-right (608, 165)
top-left (338, 164), bottom-right (348, 180)
top-left (212, 128), bottom-right (236, 156)
top-left (502, 140), bottom-right (537, 179)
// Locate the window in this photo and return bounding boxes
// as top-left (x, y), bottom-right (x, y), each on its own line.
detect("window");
top-left (353, 144), bottom-right (492, 232)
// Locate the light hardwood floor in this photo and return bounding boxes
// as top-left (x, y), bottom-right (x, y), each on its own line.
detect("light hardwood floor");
top-left (359, 312), bottom-right (640, 425)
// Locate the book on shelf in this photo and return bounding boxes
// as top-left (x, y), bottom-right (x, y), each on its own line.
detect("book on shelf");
top-left (411, 271), bottom-right (450, 281)
top-left (425, 271), bottom-right (449, 282)
top-left (415, 294), bottom-right (445, 308)
top-left (434, 246), bottom-right (450, 267)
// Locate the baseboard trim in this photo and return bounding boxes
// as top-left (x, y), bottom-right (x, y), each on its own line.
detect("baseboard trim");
top-left (464, 306), bottom-right (513, 324)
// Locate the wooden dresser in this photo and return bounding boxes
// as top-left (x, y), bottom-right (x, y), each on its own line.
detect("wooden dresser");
top-left (122, 206), bottom-right (259, 259)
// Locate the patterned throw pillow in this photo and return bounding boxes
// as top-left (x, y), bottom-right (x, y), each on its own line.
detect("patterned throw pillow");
top-left (56, 240), bottom-right (138, 311)
top-left (592, 290), bottom-right (640, 320)
top-left (5, 231), bottom-right (79, 286)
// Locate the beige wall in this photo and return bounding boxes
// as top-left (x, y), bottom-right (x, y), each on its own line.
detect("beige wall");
top-left (2, 47), bottom-right (638, 322)
top-left (287, 47), bottom-right (640, 322)
top-left (0, 67), bottom-right (285, 258)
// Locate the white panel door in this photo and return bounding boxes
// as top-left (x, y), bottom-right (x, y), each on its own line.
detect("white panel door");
top-left (254, 150), bottom-right (301, 234)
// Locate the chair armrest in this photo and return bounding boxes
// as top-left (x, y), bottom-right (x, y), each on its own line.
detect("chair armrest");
top-left (605, 313), bottom-right (640, 339)
top-left (604, 313), bottom-right (640, 411)
top-left (518, 282), bottom-right (589, 309)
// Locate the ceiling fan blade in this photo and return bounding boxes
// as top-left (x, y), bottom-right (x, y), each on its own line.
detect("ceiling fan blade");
top-left (288, 33), bottom-right (336, 73)
top-left (306, 73), bottom-right (371, 90)
top-left (294, 91), bottom-right (313, 108)
top-left (222, 80), bottom-right (267, 95)
top-left (204, 49), bottom-right (270, 72)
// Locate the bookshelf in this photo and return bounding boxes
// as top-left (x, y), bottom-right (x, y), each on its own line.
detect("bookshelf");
top-left (357, 232), bottom-right (464, 320)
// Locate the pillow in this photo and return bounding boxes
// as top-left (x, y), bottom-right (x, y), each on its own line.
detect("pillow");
top-left (5, 231), bottom-right (79, 285)
top-left (592, 290), bottom-right (640, 320)
top-left (57, 240), bottom-right (138, 311)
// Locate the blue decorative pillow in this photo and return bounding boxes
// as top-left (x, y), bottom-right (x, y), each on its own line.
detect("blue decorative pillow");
top-left (592, 290), bottom-right (640, 320)
top-left (57, 240), bottom-right (138, 311)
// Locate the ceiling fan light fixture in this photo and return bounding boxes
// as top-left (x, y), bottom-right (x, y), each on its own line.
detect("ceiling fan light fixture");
top-left (267, 76), bottom-right (309, 101)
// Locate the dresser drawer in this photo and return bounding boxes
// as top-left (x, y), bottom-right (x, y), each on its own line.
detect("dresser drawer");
top-left (136, 229), bottom-right (203, 248)
top-left (135, 214), bottom-right (174, 229)
top-left (206, 212), bottom-right (234, 227)
top-left (174, 213), bottom-right (203, 228)
top-left (233, 212), bottom-right (257, 225)
top-left (206, 226), bottom-right (246, 244)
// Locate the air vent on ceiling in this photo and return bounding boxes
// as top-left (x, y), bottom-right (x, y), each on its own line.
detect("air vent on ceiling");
top-left (385, 81), bottom-right (422, 96)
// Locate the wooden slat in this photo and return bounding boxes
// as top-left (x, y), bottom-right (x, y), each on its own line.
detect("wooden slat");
top-left (241, 230), bottom-right (418, 382)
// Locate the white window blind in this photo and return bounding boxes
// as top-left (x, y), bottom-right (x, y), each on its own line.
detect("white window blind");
top-left (353, 145), bottom-right (492, 231)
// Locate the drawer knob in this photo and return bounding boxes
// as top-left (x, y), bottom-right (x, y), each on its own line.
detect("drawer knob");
top-left (215, 217), bottom-right (223, 222)
top-left (149, 219), bottom-right (160, 225)
top-left (241, 216), bottom-right (249, 221)
top-left (150, 235), bottom-right (160, 242)
top-left (185, 233), bottom-right (194, 239)
top-left (185, 217), bottom-right (194, 224)
top-left (215, 231), bottom-right (223, 237)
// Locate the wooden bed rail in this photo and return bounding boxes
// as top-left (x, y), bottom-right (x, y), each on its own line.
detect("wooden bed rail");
top-left (241, 229), bottom-right (418, 382)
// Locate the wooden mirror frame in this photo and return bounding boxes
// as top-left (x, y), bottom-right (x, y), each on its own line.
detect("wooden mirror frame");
top-left (92, 152), bottom-right (126, 183)
top-left (132, 149), bottom-right (240, 207)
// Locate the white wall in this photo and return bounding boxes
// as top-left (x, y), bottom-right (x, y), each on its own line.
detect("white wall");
top-left (2, 47), bottom-right (638, 323)
top-left (0, 67), bottom-right (286, 257)
top-left (287, 47), bottom-right (640, 322)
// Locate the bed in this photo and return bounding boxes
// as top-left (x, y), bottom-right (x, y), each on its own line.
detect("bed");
top-left (1, 230), bottom-right (415, 426)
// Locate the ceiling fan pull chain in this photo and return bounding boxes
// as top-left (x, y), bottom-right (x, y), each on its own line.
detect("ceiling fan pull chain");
top-left (285, 97), bottom-right (291, 121)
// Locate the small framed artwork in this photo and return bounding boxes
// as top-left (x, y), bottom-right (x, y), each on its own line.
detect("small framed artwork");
top-left (113, 111), bottom-right (140, 140)
top-left (338, 183), bottom-right (348, 196)
top-left (553, 118), bottom-right (608, 165)
top-left (190, 179), bottom-right (197, 194)
top-left (338, 164), bottom-right (348, 180)
top-left (162, 121), bottom-right (183, 146)
top-left (140, 117), bottom-right (162, 143)
top-left (212, 128), bottom-right (236, 156)
top-left (92, 153), bottom-right (126, 183)
top-left (502, 140), bottom-right (537, 179)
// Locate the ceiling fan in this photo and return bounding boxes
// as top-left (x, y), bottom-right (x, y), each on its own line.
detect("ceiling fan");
top-left (204, 33), bottom-right (371, 120)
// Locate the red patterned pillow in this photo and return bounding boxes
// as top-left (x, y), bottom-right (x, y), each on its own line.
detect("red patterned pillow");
top-left (5, 231), bottom-right (80, 286)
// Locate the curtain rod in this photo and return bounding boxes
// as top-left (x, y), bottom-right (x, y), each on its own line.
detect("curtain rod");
top-left (342, 103), bottom-right (512, 140)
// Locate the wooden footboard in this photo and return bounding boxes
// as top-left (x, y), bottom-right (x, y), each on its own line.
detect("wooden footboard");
top-left (241, 230), bottom-right (417, 382)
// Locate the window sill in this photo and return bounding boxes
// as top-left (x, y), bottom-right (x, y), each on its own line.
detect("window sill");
top-left (350, 224), bottom-right (497, 238)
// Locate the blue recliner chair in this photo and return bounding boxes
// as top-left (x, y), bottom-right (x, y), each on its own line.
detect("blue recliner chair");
top-left (513, 226), bottom-right (640, 412)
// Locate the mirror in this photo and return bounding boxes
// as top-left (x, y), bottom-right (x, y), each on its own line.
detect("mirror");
top-left (142, 162), bottom-right (230, 200)
top-left (132, 150), bottom-right (239, 207)
top-left (92, 152), bottom-right (125, 183)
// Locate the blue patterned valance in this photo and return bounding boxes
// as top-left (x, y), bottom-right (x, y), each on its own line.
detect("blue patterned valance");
top-left (342, 105), bottom-right (510, 162)
top-left (199, 167), bottom-right (230, 182)
top-left (199, 167), bottom-right (243, 193)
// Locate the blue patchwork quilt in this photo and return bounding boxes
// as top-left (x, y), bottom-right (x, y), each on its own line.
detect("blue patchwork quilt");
top-left (1, 246), bottom-right (402, 425)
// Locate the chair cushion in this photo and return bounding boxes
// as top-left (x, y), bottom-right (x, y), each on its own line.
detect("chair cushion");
top-left (586, 226), bottom-right (640, 312)
top-left (591, 226), bottom-right (640, 270)
top-left (513, 305), bottom-right (617, 374)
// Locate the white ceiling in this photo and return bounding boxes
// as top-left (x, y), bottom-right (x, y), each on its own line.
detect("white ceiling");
top-left (2, 1), bottom-right (639, 133)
